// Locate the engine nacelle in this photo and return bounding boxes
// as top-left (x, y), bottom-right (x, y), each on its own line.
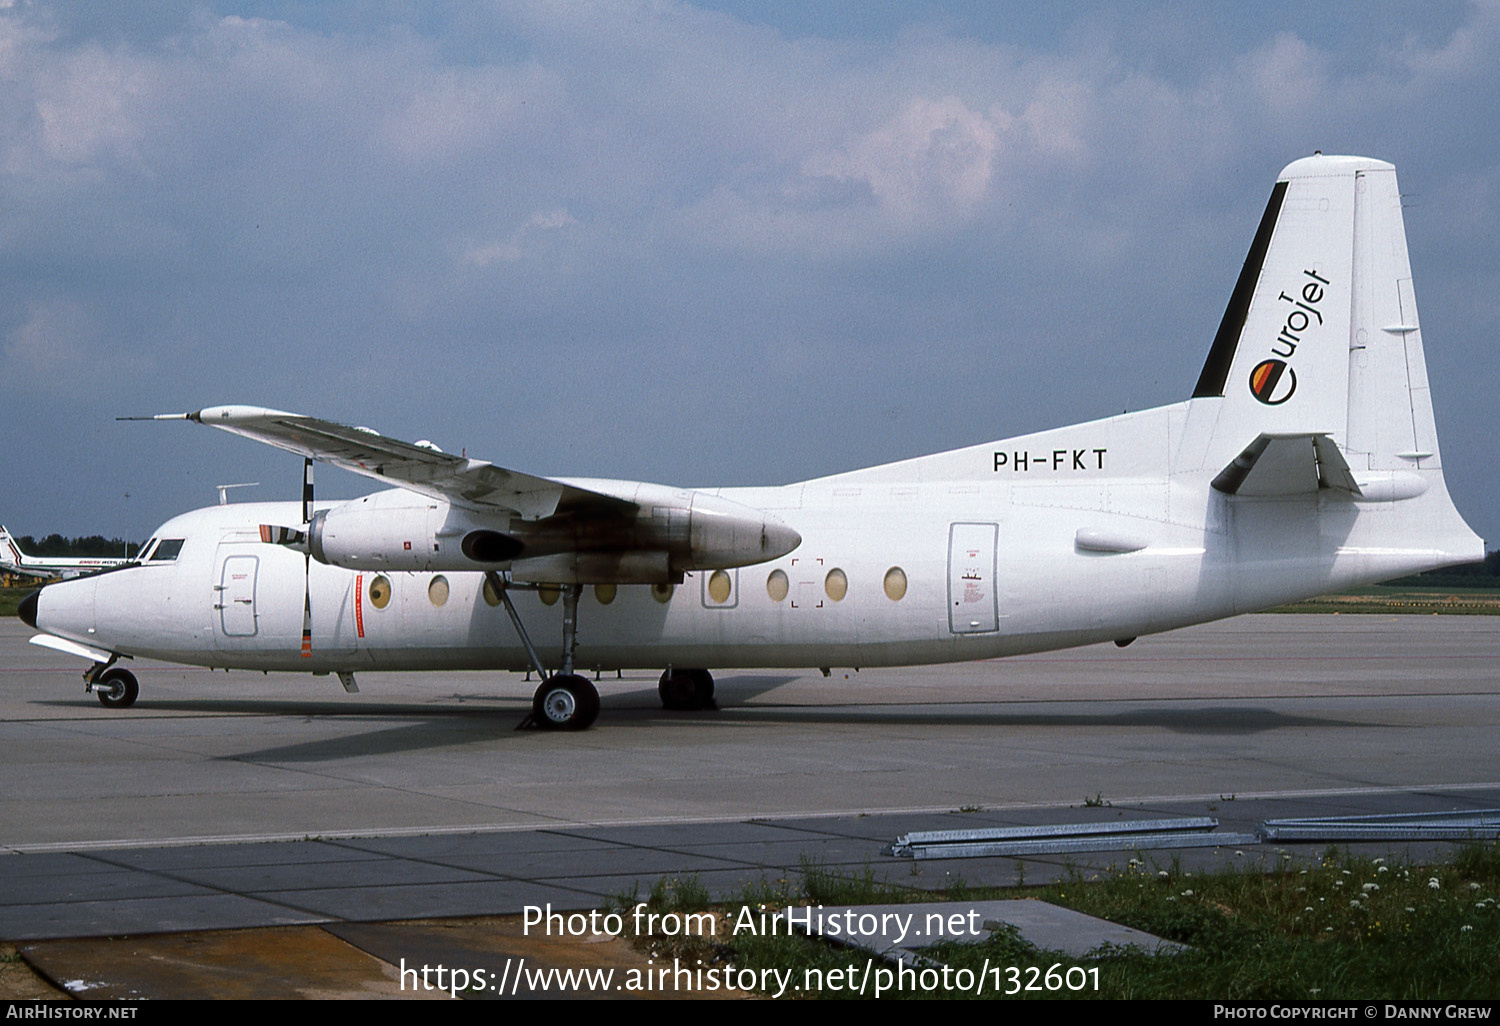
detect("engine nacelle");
top-left (299, 485), bottom-right (800, 580)
top-left (308, 490), bottom-right (515, 572)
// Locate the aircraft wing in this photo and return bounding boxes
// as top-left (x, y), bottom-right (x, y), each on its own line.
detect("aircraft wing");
top-left (141, 406), bottom-right (637, 521)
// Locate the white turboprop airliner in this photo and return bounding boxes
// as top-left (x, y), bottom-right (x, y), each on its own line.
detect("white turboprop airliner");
top-left (1, 526), bottom-right (132, 580)
top-left (20, 155), bottom-right (1484, 728)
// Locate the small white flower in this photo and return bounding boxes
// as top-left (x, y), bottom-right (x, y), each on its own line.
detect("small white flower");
top-left (1304, 906), bottom-right (1315, 913)
top-left (1350, 900), bottom-right (1362, 908)
top-left (1378, 866), bottom-right (1388, 874)
top-left (1363, 883), bottom-right (1379, 893)
top-left (1374, 858), bottom-right (1385, 865)
top-left (1429, 878), bottom-right (1442, 890)
top-left (1470, 883), bottom-right (1482, 892)
top-left (1182, 890), bottom-right (1194, 897)
top-left (1334, 880), bottom-right (1345, 888)
top-left (1460, 925), bottom-right (1474, 933)
top-left (1158, 871), bottom-right (1170, 879)
top-left (1342, 870), bottom-right (1352, 876)
top-left (1405, 907), bottom-right (1416, 913)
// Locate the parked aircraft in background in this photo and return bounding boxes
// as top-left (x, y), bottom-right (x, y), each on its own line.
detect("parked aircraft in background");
top-left (20, 155), bottom-right (1483, 728)
top-left (1, 526), bottom-right (132, 581)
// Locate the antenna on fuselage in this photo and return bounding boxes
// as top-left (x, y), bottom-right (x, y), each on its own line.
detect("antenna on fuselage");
top-left (215, 482), bottom-right (260, 505)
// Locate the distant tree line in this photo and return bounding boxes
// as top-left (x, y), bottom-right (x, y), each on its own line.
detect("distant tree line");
top-left (16, 535), bottom-right (141, 558)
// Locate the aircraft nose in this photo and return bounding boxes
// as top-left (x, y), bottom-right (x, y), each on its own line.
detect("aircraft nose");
top-left (18, 589), bottom-right (39, 628)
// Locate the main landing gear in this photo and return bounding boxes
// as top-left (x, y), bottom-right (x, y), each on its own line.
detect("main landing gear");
top-left (486, 573), bottom-right (722, 729)
top-left (659, 668), bottom-right (715, 711)
top-left (488, 573), bottom-right (600, 731)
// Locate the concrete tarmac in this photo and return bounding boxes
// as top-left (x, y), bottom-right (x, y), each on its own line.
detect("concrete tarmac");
top-left (2, 613), bottom-right (1498, 996)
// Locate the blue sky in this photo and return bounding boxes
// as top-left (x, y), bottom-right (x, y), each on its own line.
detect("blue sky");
top-left (3, 1), bottom-right (1497, 548)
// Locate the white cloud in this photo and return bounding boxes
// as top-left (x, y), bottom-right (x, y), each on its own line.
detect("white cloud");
top-left (3, 299), bottom-right (123, 380)
top-left (462, 208), bottom-right (578, 267)
top-left (805, 96), bottom-right (1006, 228)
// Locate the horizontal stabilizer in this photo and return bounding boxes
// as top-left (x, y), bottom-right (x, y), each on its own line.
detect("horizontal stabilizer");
top-left (1211, 434), bottom-right (1359, 497)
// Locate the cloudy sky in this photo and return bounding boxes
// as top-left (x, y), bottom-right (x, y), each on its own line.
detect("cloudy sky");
top-left (3, 1), bottom-right (1497, 549)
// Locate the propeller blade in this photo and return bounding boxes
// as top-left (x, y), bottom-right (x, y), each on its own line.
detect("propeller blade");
top-left (301, 553), bottom-right (313, 658)
top-left (301, 458), bottom-right (313, 658)
top-left (258, 524), bottom-right (308, 551)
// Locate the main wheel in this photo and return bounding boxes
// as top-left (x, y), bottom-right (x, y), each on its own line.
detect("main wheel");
top-left (532, 674), bottom-right (600, 730)
top-left (658, 668), bottom-right (715, 710)
top-left (96, 668), bottom-right (139, 709)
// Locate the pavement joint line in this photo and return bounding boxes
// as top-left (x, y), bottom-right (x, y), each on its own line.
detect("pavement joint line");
top-left (8, 780), bottom-right (1499, 857)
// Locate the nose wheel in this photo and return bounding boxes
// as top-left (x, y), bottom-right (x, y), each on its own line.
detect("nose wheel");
top-left (94, 668), bottom-right (139, 709)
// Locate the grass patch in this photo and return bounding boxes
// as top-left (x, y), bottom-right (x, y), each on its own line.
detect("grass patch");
top-left (1272, 584), bottom-right (1500, 614)
top-left (614, 844), bottom-right (1500, 999)
top-left (0, 586), bottom-right (35, 617)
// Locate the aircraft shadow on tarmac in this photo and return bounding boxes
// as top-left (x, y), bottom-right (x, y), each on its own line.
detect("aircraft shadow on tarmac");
top-left (82, 705), bottom-right (1359, 765)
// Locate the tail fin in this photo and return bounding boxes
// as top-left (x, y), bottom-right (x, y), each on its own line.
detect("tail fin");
top-left (0, 525), bottom-right (25, 568)
top-left (1187, 156), bottom-right (1450, 477)
top-left (1182, 154), bottom-right (1481, 561)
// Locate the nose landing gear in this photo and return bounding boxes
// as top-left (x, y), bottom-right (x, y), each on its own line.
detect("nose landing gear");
top-left (94, 667), bottom-right (139, 709)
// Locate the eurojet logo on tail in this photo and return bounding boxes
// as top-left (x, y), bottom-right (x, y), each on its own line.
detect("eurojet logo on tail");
top-left (1249, 358), bottom-right (1296, 405)
top-left (1249, 268), bottom-right (1328, 405)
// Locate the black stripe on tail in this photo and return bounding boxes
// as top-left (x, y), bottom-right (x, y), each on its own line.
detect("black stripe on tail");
top-left (1192, 180), bottom-right (1288, 398)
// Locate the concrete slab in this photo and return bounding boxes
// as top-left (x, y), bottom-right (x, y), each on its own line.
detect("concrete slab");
top-left (253, 879), bottom-right (593, 922)
top-left (793, 899), bottom-right (1182, 960)
top-left (2, 893), bottom-right (326, 942)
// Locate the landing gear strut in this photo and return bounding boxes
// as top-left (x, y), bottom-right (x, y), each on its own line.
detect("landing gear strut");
top-left (488, 573), bottom-right (600, 731)
top-left (659, 667), bottom-right (715, 711)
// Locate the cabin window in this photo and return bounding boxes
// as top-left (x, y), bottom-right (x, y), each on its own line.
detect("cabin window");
top-left (708, 570), bottom-right (732, 604)
top-left (538, 584), bottom-right (560, 606)
top-left (766, 569), bottom-right (788, 602)
top-left (883, 566), bottom-right (908, 601)
top-left (825, 567), bottom-right (847, 602)
top-left (149, 539), bottom-right (185, 561)
top-left (594, 583), bottom-right (617, 605)
top-left (369, 574), bottom-right (392, 609)
top-left (481, 576), bottom-right (502, 606)
top-left (428, 576), bottom-right (449, 607)
top-left (651, 582), bottom-right (674, 604)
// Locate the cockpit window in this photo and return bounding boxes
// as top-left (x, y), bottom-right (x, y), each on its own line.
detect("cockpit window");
top-left (139, 538), bottom-right (158, 561)
top-left (149, 539), bottom-right (185, 561)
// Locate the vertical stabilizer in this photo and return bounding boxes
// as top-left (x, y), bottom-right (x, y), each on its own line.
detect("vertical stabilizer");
top-left (1190, 155), bottom-right (1379, 468)
top-left (1184, 154), bottom-right (1481, 568)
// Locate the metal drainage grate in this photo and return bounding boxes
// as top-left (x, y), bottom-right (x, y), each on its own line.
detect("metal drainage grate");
top-left (1258, 809), bottom-right (1500, 843)
top-left (885, 817), bottom-right (1258, 860)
